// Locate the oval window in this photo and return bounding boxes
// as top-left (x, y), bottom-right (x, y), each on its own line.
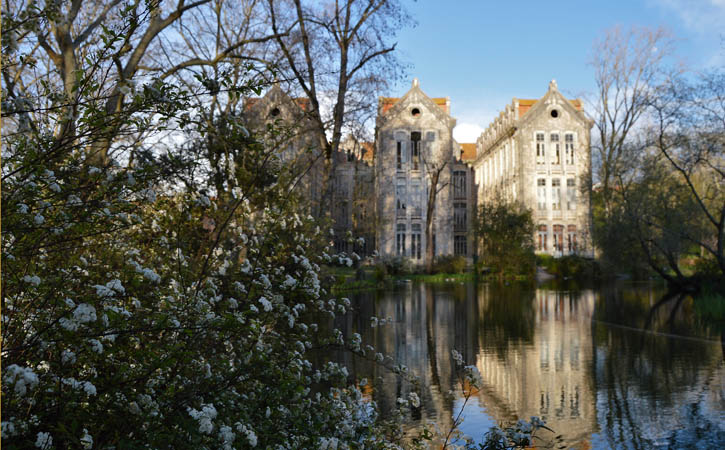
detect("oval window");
top-left (550, 109), bottom-right (559, 118)
top-left (411, 108), bottom-right (421, 117)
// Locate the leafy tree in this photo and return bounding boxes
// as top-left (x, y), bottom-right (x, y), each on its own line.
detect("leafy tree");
top-left (620, 71), bottom-right (725, 286)
top-left (474, 198), bottom-right (535, 280)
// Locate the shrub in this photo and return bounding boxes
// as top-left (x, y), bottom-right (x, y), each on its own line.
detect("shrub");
top-left (433, 255), bottom-right (467, 274)
top-left (380, 256), bottom-right (412, 276)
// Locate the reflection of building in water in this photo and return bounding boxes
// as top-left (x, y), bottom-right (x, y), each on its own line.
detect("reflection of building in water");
top-left (474, 288), bottom-right (598, 447)
top-left (335, 283), bottom-right (482, 439)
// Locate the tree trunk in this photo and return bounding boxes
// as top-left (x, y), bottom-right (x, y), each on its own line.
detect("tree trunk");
top-left (425, 170), bottom-right (440, 273)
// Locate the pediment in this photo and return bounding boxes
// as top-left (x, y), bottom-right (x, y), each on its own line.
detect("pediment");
top-left (518, 86), bottom-right (590, 129)
top-left (245, 84), bottom-right (306, 121)
top-left (379, 84), bottom-right (456, 129)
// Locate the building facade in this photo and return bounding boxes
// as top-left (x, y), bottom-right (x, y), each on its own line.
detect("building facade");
top-left (246, 78), bottom-right (592, 262)
top-left (472, 80), bottom-right (593, 256)
top-left (374, 79), bottom-right (476, 264)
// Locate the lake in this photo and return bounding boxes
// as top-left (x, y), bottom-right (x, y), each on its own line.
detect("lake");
top-left (332, 281), bottom-right (725, 448)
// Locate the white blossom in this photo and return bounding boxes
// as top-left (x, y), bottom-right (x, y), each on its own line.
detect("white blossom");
top-left (80, 429), bottom-right (93, 449)
top-left (408, 392), bottom-right (420, 408)
top-left (34, 431), bottom-right (52, 449)
top-left (73, 304), bottom-right (97, 323)
top-left (23, 275), bottom-right (41, 286)
top-left (258, 296), bottom-right (272, 312)
top-left (4, 365), bottom-right (39, 396)
top-left (89, 339), bottom-right (103, 354)
top-left (61, 350), bottom-right (76, 365)
top-left (187, 404), bottom-right (217, 434)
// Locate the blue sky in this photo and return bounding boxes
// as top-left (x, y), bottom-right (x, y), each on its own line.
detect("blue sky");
top-left (388, 0), bottom-right (725, 142)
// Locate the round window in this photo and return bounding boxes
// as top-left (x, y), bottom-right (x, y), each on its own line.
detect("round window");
top-left (550, 109), bottom-right (559, 118)
top-left (411, 108), bottom-right (421, 117)
top-left (270, 107), bottom-right (281, 117)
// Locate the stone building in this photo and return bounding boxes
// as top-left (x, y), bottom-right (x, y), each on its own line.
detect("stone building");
top-left (243, 84), bottom-right (325, 217)
top-left (374, 79), bottom-right (476, 264)
top-left (245, 78), bottom-right (592, 263)
top-left (472, 80), bottom-right (593, 256)
top-left (332, 137), bottom-right (376, 257)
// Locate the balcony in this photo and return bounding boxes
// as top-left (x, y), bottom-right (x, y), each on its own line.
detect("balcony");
top-left (411, 206), bottom-right (422, 218)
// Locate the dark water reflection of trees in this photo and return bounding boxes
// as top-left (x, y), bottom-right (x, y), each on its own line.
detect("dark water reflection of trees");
top-left (330, 281), bottom-right (725, 448)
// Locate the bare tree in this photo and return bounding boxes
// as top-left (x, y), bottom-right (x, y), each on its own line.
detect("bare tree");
top-left (422, 145), bottom-right (449, 273)
top-left (589, 26), bottom-right (676, 211)
top-left (267, 0), bottom-right (410, 216)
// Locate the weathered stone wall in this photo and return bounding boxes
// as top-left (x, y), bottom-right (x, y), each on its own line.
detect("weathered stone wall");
top-left (375, 80), bottom-right (458, 264)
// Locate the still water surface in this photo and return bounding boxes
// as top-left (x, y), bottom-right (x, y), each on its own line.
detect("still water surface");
top-left (332, 281), bottom-right (725, 448)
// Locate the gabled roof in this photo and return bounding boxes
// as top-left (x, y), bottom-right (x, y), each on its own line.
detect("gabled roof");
top-left (459, 143), bottom-right (476, 161)
top-left (380, 96), bottom-right (449, 115)
top-left (378, 79), bottom-right (455, 129)
top-left (244, 84), bottom-right (310, 113)
top-left (516, 97), bottom-right (582, 118)
top-left (475, 80), bottom-right (590, 163)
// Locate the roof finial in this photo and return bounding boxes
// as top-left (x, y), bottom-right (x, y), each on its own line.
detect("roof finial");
top-left (549, 79), bottom-right (558, 90)
top-left (412, 78), bottom-right (420, 88)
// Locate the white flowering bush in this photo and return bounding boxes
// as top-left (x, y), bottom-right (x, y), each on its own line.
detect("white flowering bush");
top-left (0, 5), bottom-right (411, 448)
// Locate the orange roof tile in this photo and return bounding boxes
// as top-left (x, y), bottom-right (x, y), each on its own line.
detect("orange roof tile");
top-left (244, 97), bottom-right (260, 111)
top-left (517, 98), bottom-right (582, 117)
top-left (244, 96), bottom-right (310, 112)
top-left (380, 97), bottom-right (449, 115)
top-left (459, 143), bottom-right (476, 161)
top-left (517, 99), bottom-right (537, 117)
top-left (361, 142), bottom-right (374, 161)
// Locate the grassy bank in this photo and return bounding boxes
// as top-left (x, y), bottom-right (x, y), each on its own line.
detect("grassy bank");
top-left (324, 265), bottom-right (476, 293)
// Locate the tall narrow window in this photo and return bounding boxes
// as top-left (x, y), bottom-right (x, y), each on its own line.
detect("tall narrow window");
top-left (412, 223), bottom-right (422, 259)
top-left (396, 223), bottom-right (407, 256)
top-left (454, 202), bottom-right (467, 232)
top-left (536, 133), bottom-right (545, 165)
top-left (396, 181), bottom-right (407, 217)
top-left (454, 235), bottom-right (467, 256)
top-left (551, 133), bottom-right (560, 165)
top-left (565, 133), bottom-right (575, 165)
top-left (537, 225), bottom-right (548, 251)
top-left (567, 225), bottom-right (577, 253)
top-left (411, 132), bottom-right (421, 171)
top-left (537, 178), bottom-right (547, 210)
top-left (338, 201), bottom-right (348, 226)
top-left (566, 178), bottom-right (576, 210)
top-left (396, 141), bottom-right (402, 170)
top-left (453, 170), bottom-right (467, 199)
top-left (410, 181), bottom-right (422, 218)
top-left (553, 225), bottom-right (564, 252)
top-left (552, 179), bottom-right (561, 210)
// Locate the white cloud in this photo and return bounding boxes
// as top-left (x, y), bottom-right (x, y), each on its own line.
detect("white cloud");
top-left (453, 123), bottom-right (484, 143)
top-left (651, 0), bottom-right (725, 33)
